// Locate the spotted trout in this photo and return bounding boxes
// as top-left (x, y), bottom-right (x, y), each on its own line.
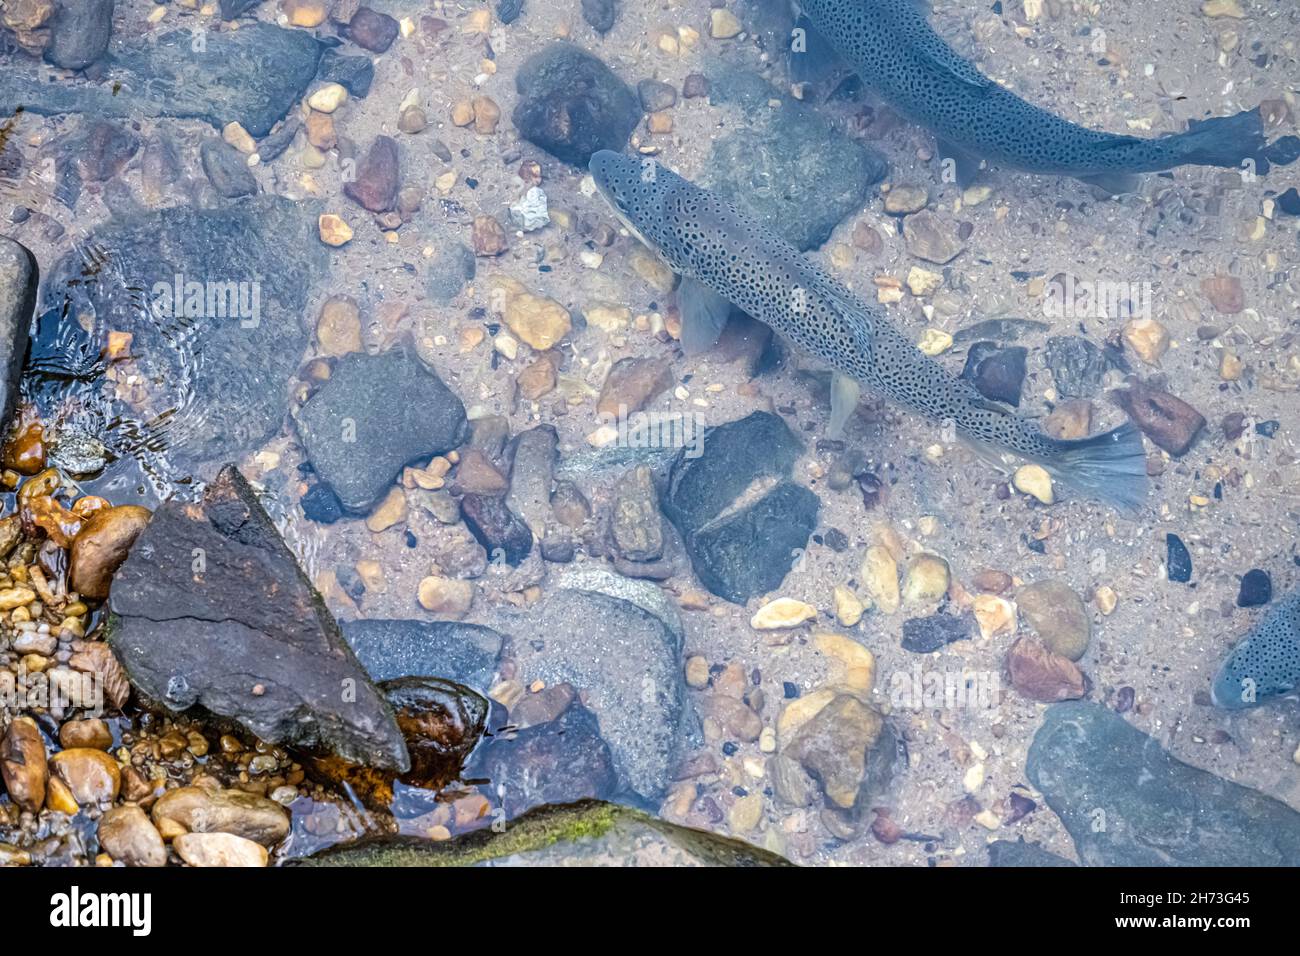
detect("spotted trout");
top-left (794, 0), bottom-right (1300, 191)
top-left (589, 150), bottom-right (1148, 513)
top-left (1211, 586), bottom-right (1300, 709)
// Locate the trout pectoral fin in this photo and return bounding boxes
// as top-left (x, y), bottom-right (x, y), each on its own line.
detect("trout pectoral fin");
top-left (936, 139), bottom-right (984, 188)
top-left (678, 276), bottom-right (733, 355)
top-left (1075, 171), bottom-right (1143, 196)
top-left (828, 372), bottom-right (861, 439)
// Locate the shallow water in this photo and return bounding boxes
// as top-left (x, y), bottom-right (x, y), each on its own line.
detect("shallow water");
top-left (0, 0), bottom-right (1298, 868)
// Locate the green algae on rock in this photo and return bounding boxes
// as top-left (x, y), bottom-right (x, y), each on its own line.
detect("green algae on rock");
top-left (297, 800), bottom-right (793, 867)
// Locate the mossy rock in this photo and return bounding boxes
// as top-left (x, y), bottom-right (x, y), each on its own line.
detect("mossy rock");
top-left (296, 799), bottom-right (793, 867)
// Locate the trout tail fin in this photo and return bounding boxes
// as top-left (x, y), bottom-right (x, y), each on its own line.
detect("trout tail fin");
top-left (1038, 421), bottom-right (1148, 516)
top-left (1166, 107), bottom-right (1300, 174)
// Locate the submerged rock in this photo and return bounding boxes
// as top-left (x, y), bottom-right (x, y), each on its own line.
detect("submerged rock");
top-left (2, 23), bottom-right (321, 137)
top-left (107, 466), bottom-right (409, 771)
top-left (705, 66), bottom-right (887, 250)
top-left (342, 619), bottom-right (504, 689)
top-left (499, 587), bottom-right (686, 802)
top-left (296, 346), bottom-right (468, 514)
top-left (512, 43), bottom-right (640, 167)
top-left (0, 237), bottom-right (37, 429)
top-left (1043, 336), bottom-right (1125, 399)
top-left (1025, 702), bottom-right (1300, 866)
top-left (987, 838), bottom-right (1074, 867)
top-left (45, 0), bottom-right (114, 71)
top-left (662, 412), bottom-right (818, 604)
top-left (299, 799), bottom-right (790, 866)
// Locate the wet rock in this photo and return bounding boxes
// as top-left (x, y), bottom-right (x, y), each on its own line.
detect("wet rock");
top-left (987, 838), bottom-right (1075, 867)
top-left (220, 0), bottom-right (262, 18)
top-left (960, 342), bottom-right (1026, 407)
top-left (45, 0), bottom-right (113, 70)
top-left (1005, 636), bottom-right (1086, 702)
top-left (903, 211), bottom-right (964, 264)
top-left (301, 483), bottom-right (344, 524)
top-left (296, 346), bottom-right (468, 514)
top-left (597, 356), bottom-right (673, 418)
top-left (682, 73), bottom-right (710, 98)
top-left (1111, 381), bottom-right (1205, 457)
top-left (505, 425), bottom-right (557, 537)
top-left (58, 718), bottom-right (113, 750)
top-left (1166, 533), bottom-right (1192, 583)
top-left (1200, 275), bottom-right (1244, 314)
top-left (609, 465), bottom-right (663, 562)
top-left (381, 677), bottom-right (487, 790)
top-left (1016, 580), bottom-right (1090, 661)
top-left (900, 613), bottom-right (971, 653)
top-left (706, 66), bottom-right (887, 250)
top-left (38, 197), bottom-right (325, 478)
top-left (500, 586), bottom-right (685, 801)
top-left (342, 619), bottom-right (503, 689)
top-left (783, 694), bottom-right (892, 810)
top-left (1237, 569), bottom-right (1271, 608)
top-left (492, 277), bottom-right (571, 349)
top-left (580, 0), bottom-right (617, 33)
top-left (98, 804), bottom-right (166, 867)
top-left (55, 118), bottom-right (139, 184)
top-left (200, 138), bottom-right (258, 198)
top-left (1, 717), bottom-right (48, 813)
top-left (637, 78), bottom-right (677, 112)
top-left (49, 748), bottom-right (120, 804)
top-left (346, 6), bottom-right (398, 52)
top-left (107, 466), bottom-right (410, 771)
top-left (343, 135), bottom-right (401, 212)
top-left (1026, 701), bottom-right (1300, 865)
top-left (460, 494), bottom-right (533, 566)
top-left (1044, 336), bottom-right (1124, 399)
top-left (175, 832), bottom-right (268, 867)
top-left (317, 48), bottom-right (374, 97)
top-left (301, 799), bottom-right (790, 866)
top-left (512, 43), bottom-right (640, 167)
top-left (68, 504), bottom-right (152, 600)
top-left (662, 412), bottom-right (818, 604)
top-left (0, 237), bottom-right (37, 429)
top-left (425, 241), bottom-right (476, 304)
top-left (153, 786), bottom-right (288, 846)
top-left (467, 702), bottom-right (618, 817)
top-left (453, 449), bottom-right (508, 495)
top-left (3, 23), bottom-right (322, 137)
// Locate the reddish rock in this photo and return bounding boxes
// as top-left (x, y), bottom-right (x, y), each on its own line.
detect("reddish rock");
top-left (1005, 636), bottom-right (1086, 703)
top-left (343, 135), bottom-right (401, 212)
top-left (347, 6), bottom-right (399, 52)
top-left (1111, 381), bottom-right (1205, 457)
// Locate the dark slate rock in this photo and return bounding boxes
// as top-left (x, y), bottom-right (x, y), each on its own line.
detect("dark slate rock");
top-left (512, 43), bottom-right (640, 167)
top-left (705, 65), bottom-right (888, 251)
top-left (219, 0), bottom-right (262, 18)
top-left (2, 23), bottom-right (321, 137)
top-left (496, 0), bottom-right (524, 24)
top-left (901, 613), bottom-right (972, 653)
top-left (1025, 702), bottom-right (1300, 866)
top-left (466, 702), bottom-right (618, 818)
top-left (497, 587), bottom-right (685, 802)
top-left (0, 238), bottom-right (37, 430)
top-left (425, 241), bottom-right (475, 303)
top-left (256, 118), bottom-right (300, 162)
top-left (1044, 335), bottom-right (1126, 399)
top-left (580, 0), bottom-right (618, 33)
top-left (1279, 187), bottom-right (1300, 217)
top-left (296, 347), bottom-right (468, 514)
top-left (36, 197), bottom-right (325, 482)
top-left (1237, 569), bottom-right (1271, 608)
top-left (987, 838), bottom-right (1075, 867)
top-left (200, 138), bottom-right (258, 198)
top-left (45, 0), bottom-right (115, 70)
top-left (960, 341), bottom-right (1026, 407)
top-left (55, 119), bottom-right (138, 184)
top-left (300, 483), bottom-right (345, 524)
top-left (637, 78), bottom-right (677, 112)
top-left (1255, 419), bottom-right (1279, 438)
top-left (662, 411), bottom-right (819, 604)
top-left (317, 48), bottom-right (375, 98)
top-left (952, 317), bottom-right (1049, 345)
top-left (342, 619), bottom-right (504, 689)
top-left (1166, 533), bottom-right (1192, 583)
top-left (108, 466), bottom-right (409, 771)
top-left (460, 494), bottom-right (532, 566)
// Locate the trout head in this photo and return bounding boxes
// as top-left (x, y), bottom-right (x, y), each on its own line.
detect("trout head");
top-left (589, 150), bottom-right (689, 254)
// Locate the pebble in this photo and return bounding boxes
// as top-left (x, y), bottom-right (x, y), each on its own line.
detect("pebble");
top-left (906, 266), bottom-right (943, 296)
top-left (1005, 636), bottom-right (1086, 702)
top-left (884, 185), bottom-right (929, 215)
top-left (1236, 569), bottom-right (1271, 608)
top-left (902, 553), bottom-right (950, 605)
top-left (347, 6), bottom-right (399, 52)
top-left (1121, 317), bottom-right (1169, 364)
top-left (860, 545), bottom-right (900, 615)
top-left (1166, 533), bottom-right (1193, 583)
top-left (684, 655), bottom-right (709, 689)
top-left (972, 594), bottom-right (1016, 639)
top-left (903, 211), bottom-right (965, 264)
top-left (175, 832), bottom-right (269, 867)
top-left (833, 584), bottom-right (865, 627)
top-left (813, 631), bottom-right (875, 695)
top-left (98, 805), bottom-right (167, 867)
top-left (1200, 275), bottom-right (1244, 314)
top-left (710, 9), bottom-right (742, 38)
top-left (49, 748), bottom-right (121, 805)
top-left (1112, 382), bottom-right (1205, 457)
top-left (1012, 464), bottom-right (1053, 504)
top-left (492, 277), bottom-right (572, 349)
top-left (472, 215), bottom-right (510, 256)
top-left (509, 186), bottom-right (550, 232)
top-left (581, 0), bottom-right (617, 32)
top-left (751, 598), bottom-right (817, 630)
top-left (783, 694), bottom-right (884, 809)
top-left (316, 295), bottom-right (363, 356)
top-left (1, 717), bottom-right (48, 813)
top-left (318, 214), bottom-right (353, 246)
top-left (416, 576), bottom-right (474, 617)
top-left (1016, 580), bottom-right (1090, 660)
top-left (281, 0), bottom-right (327, 26)
top-left (1202, 0), bottom-right (1245, 18)
top-left (917, 328), bottom-right (953, 356)
top-left (597, 356), bottom-right (672, 417)
top-left (364, 486), bottom-right (407, 532)
top-left (1094, 585), bottom-right (1118, 615)
top-left (1043, 399), bottom-right (1092, 440)
top-left (343, 135), bottom-right (401, 212)
top-left (729, 793), bottom-right (763, 832)
top-left (307, 83), bottom-right (348, 113)
top-left (152, 786), bottom-right (290, 846)
top-left (58, 718), bottom-right (113, 751)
